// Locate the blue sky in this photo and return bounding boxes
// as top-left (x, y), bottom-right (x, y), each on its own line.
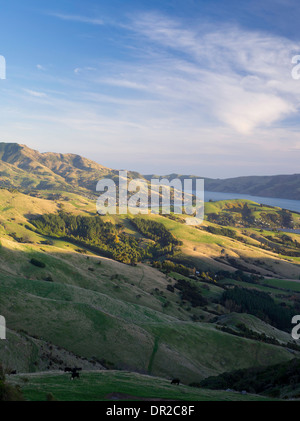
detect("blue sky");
top-left (0, 0), bottom-right (300, 177)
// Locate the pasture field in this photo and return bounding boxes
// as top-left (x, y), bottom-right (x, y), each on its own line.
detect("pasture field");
top-left (8, 371), bottom-right (275, 401)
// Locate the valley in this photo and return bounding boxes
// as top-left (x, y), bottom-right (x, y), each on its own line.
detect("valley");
top-left (1, 143), bottom-right (300, 401)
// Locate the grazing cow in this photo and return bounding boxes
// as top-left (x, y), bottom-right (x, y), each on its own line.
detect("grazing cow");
top-left (65, 367), bottom-right (82, 380)
top-left (70, 371), bottom-right (80, 380)
top-left (171, 378), bottom-right (180, 385)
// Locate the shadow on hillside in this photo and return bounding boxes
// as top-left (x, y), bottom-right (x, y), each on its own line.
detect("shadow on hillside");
top-left (1, 238), bottom-right (300, 282)
top-left (24, 213), bottom-right (43, 220)
top-left (1, 243), bottom-right (300, 385)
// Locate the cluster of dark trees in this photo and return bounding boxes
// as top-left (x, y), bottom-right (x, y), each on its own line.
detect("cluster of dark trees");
top-left (259, 209), bottom-right (294, 228)
top-left (206, 204), bottom-right (254, 226)
top-left (207, 205), bottom-right (296, 230)
top-left (174, 278), bottom-right (208, 307)
top-left (220, 286), bottom-right (294, 331)
top-left (197, 358), bottom-right (300, 398)
top-left (131, 218), bottom-right (182, 248)
top-left (31, 212), bottom-right (143, 264)
top-left (152, 260), bottom-right (191, 277)
top-left (30, 212), bottom-right (181, 265)
top-left (263, 234), bottom-right (300, 257)
top-left (131, 218), bottom-right (182, 259)
top-left (280, 209), bottom-right (294, 228)
top-left (216, 270), bottom-right (262, 284)
top-left (206, 212), bottom-right (235, 226)
top-left (205, 225), bottom-right (238, 239)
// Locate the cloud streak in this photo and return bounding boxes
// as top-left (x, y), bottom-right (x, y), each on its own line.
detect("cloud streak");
top-left (49, 13), bottom-right (104, 25)
top-left (23, 89), bottom-right (47, 98)
top-left (113, 12), bottom-right (300, 134)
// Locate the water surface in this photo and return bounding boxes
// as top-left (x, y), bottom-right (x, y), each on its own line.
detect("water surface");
top-left (204, 190), bottom-right (300, 213)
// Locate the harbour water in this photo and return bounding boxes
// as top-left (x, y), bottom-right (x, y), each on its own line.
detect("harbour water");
top-left (204, 191), bottom-right (300, 214)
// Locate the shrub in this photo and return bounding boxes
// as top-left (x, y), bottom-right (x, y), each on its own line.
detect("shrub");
top-left (30, 258), bottom-right (46, 268)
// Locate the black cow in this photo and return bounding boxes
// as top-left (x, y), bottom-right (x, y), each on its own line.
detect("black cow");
top-left (70, 371), bottom-right (80, 380)
top-left (171, 378), bottom-right (180, 385)
top-left (65, 367), bottom-right (82, 380)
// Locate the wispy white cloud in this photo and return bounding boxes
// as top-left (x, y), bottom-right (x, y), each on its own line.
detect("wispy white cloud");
top-left (23, 89), bottom-right (47, 98)
top-left (74, 67), bottom-right (96, 75)
top-left (49, 13), bottom-right (104, 25)
top-left (113, 12), bottom-right (300, 134)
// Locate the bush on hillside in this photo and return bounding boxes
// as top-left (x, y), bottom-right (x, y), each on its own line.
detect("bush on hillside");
top-left (30, 258), bottom-right (46, 268)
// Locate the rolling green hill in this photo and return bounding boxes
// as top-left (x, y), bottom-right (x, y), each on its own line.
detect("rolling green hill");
top-left (1, 143), bottom-right (300, 400)
top-left (199, 358), bottom-right (300, 399)
top-left (0, 142), bottom-right (143, 195)
top-left (6, 370), bottom-right (275, 401)
top-left (0, 241), bottom-right (294, 384)
top-left (0, 186), bottom-right (299, 392)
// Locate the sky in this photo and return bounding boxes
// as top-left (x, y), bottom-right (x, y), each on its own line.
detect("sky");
top-left (0, 0), bottom-right (300, 178)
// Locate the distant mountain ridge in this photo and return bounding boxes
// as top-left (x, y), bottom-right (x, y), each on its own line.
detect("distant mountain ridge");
top-left (0, 142), bottom-right (299, 200)
top-left (145, 173), bottom-right (300, 201)
top-left (0, 142), bottom-right (142, 194)
top-left (204, 174), bottom-right (300, 200)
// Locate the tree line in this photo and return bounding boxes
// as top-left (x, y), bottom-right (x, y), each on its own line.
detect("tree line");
top-left (30, 212), bottom-right (181, 265)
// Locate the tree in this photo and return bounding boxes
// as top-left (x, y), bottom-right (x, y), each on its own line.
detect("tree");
top-left (0, 364), bottom-right (24, 401)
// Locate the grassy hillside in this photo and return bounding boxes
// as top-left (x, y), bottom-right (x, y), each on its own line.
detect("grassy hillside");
top-left (217, 313), bottom-right (295, 345)
top-left (200, 358), bottom-right (300, 399)
top-left (7, 370), bottom-right (275, 401)
top-left (1, 170), bottom-right (300, 400)
top-left (1, 247), bottom-right (294, 383)
top-left (0, 142), bottom-right (143, 195)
